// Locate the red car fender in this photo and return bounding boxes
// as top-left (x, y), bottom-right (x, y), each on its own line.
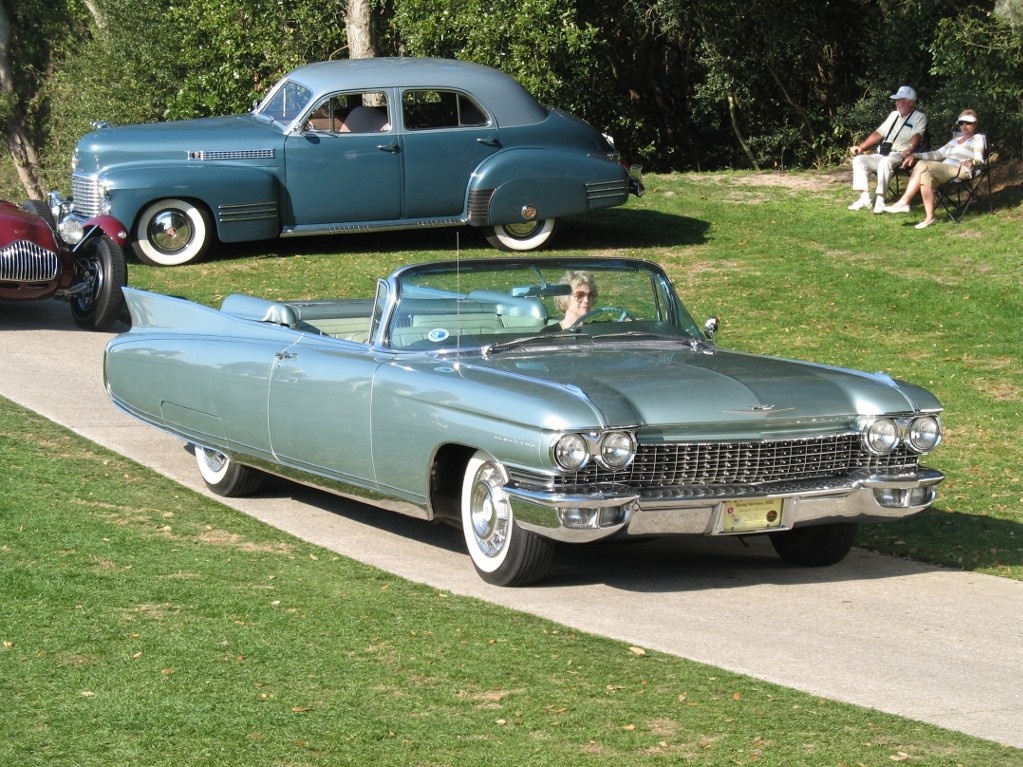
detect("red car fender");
top-left (82, 214), bottom-right (129, 246)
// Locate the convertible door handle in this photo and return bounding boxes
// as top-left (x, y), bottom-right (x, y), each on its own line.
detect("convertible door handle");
top-left (477, 136), bottom-right (501, 148)
top-left (377, 144), bottom-right (400, 154)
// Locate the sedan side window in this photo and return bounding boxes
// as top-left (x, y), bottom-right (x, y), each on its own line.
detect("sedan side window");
top-left (304, 91), bottom-right (390, 134)
top-left (402, 90), bottom-right (489, 130)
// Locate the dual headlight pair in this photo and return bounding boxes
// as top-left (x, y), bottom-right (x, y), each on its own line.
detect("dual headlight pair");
top-left (862, 414), bottom-right (942, 455)
top-left (552, 430), bottom-right (636, 472)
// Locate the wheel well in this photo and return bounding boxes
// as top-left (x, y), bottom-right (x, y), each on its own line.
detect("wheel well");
top-left (429, 444), bottom-right (478, 522)
top-left (131, 197), bottom-right (215, 237)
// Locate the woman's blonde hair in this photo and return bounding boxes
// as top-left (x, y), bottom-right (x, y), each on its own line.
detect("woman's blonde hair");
top-left (554, 270), bottom-right (598, 311)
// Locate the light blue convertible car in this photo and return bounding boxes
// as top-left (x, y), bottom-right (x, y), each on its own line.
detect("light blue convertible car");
top-left (47, 58), bottom-right (642, 266)
top-left (104, 257), bottom-right (944, 585)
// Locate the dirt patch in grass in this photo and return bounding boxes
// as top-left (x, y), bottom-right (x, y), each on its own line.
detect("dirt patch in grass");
top-left (694, 160), bottom-right (1020, 199)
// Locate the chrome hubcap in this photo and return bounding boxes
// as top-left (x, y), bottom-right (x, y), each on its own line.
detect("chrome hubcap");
top-left (469, 464), bottom-right (510, 558)
top-left (149, 210), bottom-right (193, 253)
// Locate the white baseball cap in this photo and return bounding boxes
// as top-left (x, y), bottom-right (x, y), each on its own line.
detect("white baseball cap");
top-left (956, 112), bottom-right (977, 123)
top-left (890, 86), bottom-right (918, 101)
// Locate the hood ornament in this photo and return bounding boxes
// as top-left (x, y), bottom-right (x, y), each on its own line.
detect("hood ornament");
top-left (725, 404), bottom-right (795, 415)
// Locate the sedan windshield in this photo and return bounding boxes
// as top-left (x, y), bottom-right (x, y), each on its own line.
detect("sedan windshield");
top-left (385, 258), bottom-right (703, 350)
top-left (255, 79), bottom-right (314, 127)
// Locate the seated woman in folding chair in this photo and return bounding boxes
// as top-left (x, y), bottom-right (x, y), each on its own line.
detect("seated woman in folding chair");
top-left (883, 109), bottom-right (986, 229)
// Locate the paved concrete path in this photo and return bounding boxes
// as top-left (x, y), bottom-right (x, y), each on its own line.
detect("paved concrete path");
top-left (2, 300), bottom-right (1021, 749)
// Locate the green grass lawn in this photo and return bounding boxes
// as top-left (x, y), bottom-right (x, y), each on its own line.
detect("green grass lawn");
top-left (2, 167), bottom-right (1021, 765)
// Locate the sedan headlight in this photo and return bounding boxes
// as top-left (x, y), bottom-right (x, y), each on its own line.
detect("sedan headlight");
top-left (908, 415), bottom-right (942, 453)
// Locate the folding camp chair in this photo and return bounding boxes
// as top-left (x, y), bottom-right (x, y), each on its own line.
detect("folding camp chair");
top-left (934, 147), bottom-right (997, 223)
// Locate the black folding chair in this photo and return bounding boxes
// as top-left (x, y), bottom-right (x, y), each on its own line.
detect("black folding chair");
top-left (935, 148), bottom-right (997, 223)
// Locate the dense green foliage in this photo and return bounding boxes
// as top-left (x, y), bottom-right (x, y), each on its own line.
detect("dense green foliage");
top-left (2, 0), bottom-right (1022, 197)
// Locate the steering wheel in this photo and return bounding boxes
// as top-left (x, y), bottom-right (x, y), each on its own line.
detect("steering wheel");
top-left (567, 306), bottom-right (636, 330)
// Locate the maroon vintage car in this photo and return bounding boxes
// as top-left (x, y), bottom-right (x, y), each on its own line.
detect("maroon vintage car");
top-left (0, 200), bottom-right (128, 330)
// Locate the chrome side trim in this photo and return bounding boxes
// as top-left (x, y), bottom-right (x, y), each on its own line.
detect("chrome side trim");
top-left (281, 217), bottom-right (467, 237)
top-left (187, 149), bottom-right (275, 161)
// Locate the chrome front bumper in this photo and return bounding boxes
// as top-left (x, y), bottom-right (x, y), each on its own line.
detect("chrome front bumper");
top-left (508, 469), bottom-right (944, 544)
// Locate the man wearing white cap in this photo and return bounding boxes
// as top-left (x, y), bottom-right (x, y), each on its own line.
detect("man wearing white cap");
top-left (847, 86), bottom-right (928, 213)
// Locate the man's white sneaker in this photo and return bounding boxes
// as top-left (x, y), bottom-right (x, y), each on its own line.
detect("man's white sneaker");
top-left (847, 197), bottom-right (870, 211)
top-left (884, 203), bottom-right (911, 214)
top-left (873, 196), bottom-right (886, 214)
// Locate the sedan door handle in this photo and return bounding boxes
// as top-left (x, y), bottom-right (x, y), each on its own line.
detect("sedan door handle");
top-left (477, 136), bottom-right (501, 148)
top-left (377, 144), bottom-right (400, 154)
top-left (275, 351), bottom-right (298, 360)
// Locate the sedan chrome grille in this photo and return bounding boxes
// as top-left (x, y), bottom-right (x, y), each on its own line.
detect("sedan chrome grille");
top-left (71, 174), bottom-right (105, 217)
top-left (548, 434), bottom-right (920, 490)
top-left (0, 240), bottom-right (59, 281)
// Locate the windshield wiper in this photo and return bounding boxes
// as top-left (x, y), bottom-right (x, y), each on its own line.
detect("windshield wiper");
top-left (480, 333), bottom-right (583, 357)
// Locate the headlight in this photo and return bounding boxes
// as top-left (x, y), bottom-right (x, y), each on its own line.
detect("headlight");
top-left (864, 418), bottom-right (899, 454)
top-left (598, 431), bottom-right (636, 469)
top-left (553, 434), bottom-right (590, 471)
top-left (908, 415), bottom-right (942, 453)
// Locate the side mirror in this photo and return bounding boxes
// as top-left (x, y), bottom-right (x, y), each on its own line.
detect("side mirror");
top-left (703, 316), bottom-right (719, 341)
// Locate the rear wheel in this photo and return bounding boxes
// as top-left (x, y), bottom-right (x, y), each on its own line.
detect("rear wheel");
top-left (769, 522), bottom-right (859, 567)
top-left (461, 451), bottom-right (554, 586)
top-left (133, 198), bottom-right (213, 266)
top-left (194, 446), bottom-right (264, 497)
top-left (484, 218), bottom-right (557, 251)
top-left (70, 233), bottom-right (128, 331)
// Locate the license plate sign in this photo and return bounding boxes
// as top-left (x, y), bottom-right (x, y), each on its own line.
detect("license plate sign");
top-left (719, 497), bottom-right (784, 533)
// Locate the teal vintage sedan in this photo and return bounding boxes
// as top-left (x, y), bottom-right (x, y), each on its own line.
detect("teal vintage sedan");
top-left (46, 58), bottom-right (642, 266)
top-left (104, 258), bottom-right (944, 585)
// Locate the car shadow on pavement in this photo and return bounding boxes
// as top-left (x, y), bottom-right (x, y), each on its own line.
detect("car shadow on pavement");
top-left (256, 472), bottom-right (946, 593)
top-left (0, 297), bottom-right (130, 334)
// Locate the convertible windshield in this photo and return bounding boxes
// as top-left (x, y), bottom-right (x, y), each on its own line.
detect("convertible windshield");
top-left (385, 258), bottom-right (703, 350)
top-left (255, 79), bottom-right (314, 126)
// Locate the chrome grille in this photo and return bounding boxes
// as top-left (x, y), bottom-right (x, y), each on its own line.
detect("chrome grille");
top-left (0, 240), bottom-right (59, 281)
top-left (552, 434), bottom-right (920, 490)
top-left (71, 174), bottom-right (105, 217)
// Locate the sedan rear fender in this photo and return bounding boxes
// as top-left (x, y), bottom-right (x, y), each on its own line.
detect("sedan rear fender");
top-left (469, 149), bottom-right (629, 224)
top-left (101, 166), bottom-right (281, 243)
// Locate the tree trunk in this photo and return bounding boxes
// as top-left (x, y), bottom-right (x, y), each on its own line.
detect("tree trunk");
top-left (345, 0), bottom-right (376, 59)
top-left (0, 0), bottom-right (45, 199)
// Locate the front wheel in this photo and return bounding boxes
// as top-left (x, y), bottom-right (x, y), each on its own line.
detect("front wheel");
top-left (484, 218), bottom-right (557, 251)
top-left (194, 446), bottom-right (264, 497)
top-left (461, 451), bottom-right (554, 586)
top-left (70, 233), bottom-right (128, 331)
top-left (133, 198), bottom-right (213, 266)
top-left (769, 522), bottom-right (859, 567)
